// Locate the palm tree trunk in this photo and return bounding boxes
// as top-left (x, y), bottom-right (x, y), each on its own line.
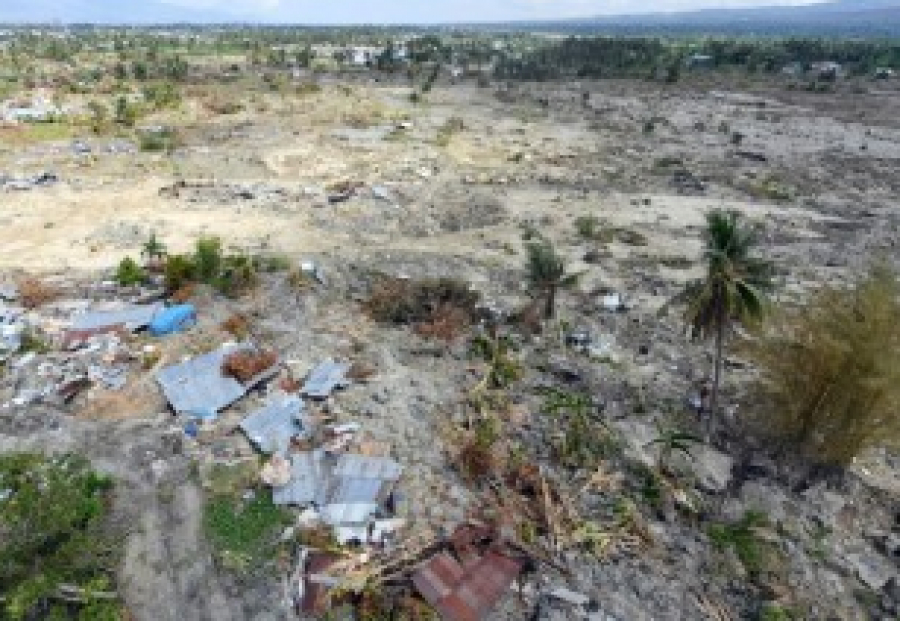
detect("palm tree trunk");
top-left (709, 305), bottom-right (726, 441)
top-left (544, 286), bottom-right (556, 319)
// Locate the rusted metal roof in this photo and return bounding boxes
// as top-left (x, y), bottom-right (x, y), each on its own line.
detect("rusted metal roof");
top-left (61, 324), bottom-right (128, 350)
top-left (300, 552), bottom-right (342, 615)
top-left (413, 544), bottom-right (523, 621)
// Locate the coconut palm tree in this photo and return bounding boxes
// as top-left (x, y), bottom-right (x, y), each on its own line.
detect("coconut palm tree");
top-left (141, 232), bottom-right (167, 268)
top-left (674, 210), bottom-right (773, 436)
top-left (525, 241), bottom-right (582, 319)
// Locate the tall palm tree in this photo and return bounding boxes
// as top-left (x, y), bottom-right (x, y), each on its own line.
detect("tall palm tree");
top-left (525, 241), bottom-right (582, 319)
top-left (675, 210), bottom-right (773, 436)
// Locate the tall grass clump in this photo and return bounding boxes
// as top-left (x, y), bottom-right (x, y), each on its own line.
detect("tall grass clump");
top-left (743, 263), bottom-right (900, 467)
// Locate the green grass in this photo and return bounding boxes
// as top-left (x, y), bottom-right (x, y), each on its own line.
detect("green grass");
top-left (708, 510), bottom-right (770, 578)
top-left (203, 489), bottom-right (293, 573)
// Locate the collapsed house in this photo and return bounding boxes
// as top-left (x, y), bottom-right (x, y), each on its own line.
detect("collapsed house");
top-left (155, 343), bottom-right (279, 419)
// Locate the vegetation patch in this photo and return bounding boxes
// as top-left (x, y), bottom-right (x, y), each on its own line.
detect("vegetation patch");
top-left (203, 489), bottom-right (292, 574)
top-left (743, 263), bottom-right (900, 467)
top-left (0, 453), bottom-right (123, 620)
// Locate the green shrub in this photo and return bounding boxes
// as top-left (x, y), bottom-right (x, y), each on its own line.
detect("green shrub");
top-left (164, 254), bottom-right (196, 293)
top-left (0, 453), bottom-right (122, 620)
top-left (709, 510), bottom-right (770, 578)
top-left (743, 264), bottom-right (900, 467)
top-left (215, 254), bottom-right (257, 298)
top-left (139, 127), bottom-right (180, 153)
top-left (194, 236), bottom-right (223, 283)
top-left (574, 215), bottom-right (602, 240)
top-left (115, 256), bottom-right (146, 286)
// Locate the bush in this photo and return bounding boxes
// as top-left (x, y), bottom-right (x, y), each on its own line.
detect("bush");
top-left (222, 349), bottom-right (277, 383)
top-left (194, 236), bottom-right (223, 283)
top-left (139, 127), bottom-right (180, 153)
top-left (16, 278), bottom-right (58, 309)
top-left (709, 510), bottom-right (771, 578)
top-left (0, 453), bottom-right (122, 619)
top-left (743, 264), bottom-right (900, 467)
top-left (115, 256), bottom-right (146, 286)
top-left (365, 277), bottom-right (479, 326)
top-left (215, 254), bottom-right (257, 298)
top-left (574, 215), bottom-right (602, 240)
top-left (164, 254), bottom-right (196, 293)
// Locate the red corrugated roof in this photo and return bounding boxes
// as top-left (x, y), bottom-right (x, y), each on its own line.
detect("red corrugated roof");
top-left (413, 546), bottom-right (522, 621)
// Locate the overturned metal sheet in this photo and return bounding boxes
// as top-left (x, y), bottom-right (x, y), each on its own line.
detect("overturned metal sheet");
top-left (301, 360), bottom-right (351, 399)
top-left (413, 550), bottom-right (523, 621)
top-left (155, 344), bottom-right (247, 416)
top-left (72, 303), bottom-right (163, 332)
top-left (240, 395), bottom-right (306, 455)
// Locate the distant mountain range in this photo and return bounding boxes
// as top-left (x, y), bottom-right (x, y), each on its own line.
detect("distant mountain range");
top-left (0, 0), bottom-right (899, 36)
top-left (519, 0), bottom-right (900, 36)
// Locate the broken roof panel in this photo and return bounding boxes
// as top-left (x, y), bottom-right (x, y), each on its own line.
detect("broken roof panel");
top-left (240, 395), bottom-right (307, 455)
top-left (332, 453), bottom-right (402, 480)
top-left (273, 451), bottom-right (327, 506)
top-left (319, 502), bottom-right (380, 527)
top-left (155, 344), bottom-right (247, 417)
top-left (71, 303), bottom-right (163, 332)
top-left (301, 360), bottom-right (351, 399)
top-left (413, 550), bottom-right (523, 621)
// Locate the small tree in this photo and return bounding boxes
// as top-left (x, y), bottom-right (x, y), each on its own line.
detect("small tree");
top-left (141, 232), bottom-right (167, 267)
top-left (0, 453), bottom-right (121, 619)
top-left (525, 241), bottom-right (582, 320)
top-left (743, 264), bottom-right (900, 467)
top-left (115, 256), bottom-right (146, 287)
top-left (194, 236), bottom-right (223, 283)
top-left (670, 210), bottom-right (772, 436)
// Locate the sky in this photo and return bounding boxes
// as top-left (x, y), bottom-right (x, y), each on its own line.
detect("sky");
top-left (0, 0), bottom-right (829, 24)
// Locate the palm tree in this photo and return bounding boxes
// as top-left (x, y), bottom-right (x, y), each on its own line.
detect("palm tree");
top-left (674, 210), bottom-right (773, 436)
top-left (141, 233), bottom-right (167, 266)
top-left (525, 241), bottom-right (582, 319)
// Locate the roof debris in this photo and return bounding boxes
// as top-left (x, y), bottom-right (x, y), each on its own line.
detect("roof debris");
top-left (301, 360), bottom-right (351, 399)
top-left (156, 343), bottom-right (278, 418)
top-left (412, 524), bottom-right (525, 621)
top-left (71, 303), bottom-right (163, 332)
top-left (239, 394), bottom-right (308, 454)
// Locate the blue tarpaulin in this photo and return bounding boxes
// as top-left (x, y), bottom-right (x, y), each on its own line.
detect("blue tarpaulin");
top-left (149, 305), bottom-right (197, 336)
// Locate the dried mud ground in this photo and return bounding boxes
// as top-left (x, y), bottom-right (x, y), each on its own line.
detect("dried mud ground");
top-left (2, 75), bottom-right (900, 620)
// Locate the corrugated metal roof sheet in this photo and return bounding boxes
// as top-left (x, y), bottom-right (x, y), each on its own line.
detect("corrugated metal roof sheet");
top-left (412, 538), bottom-right (523, 621)
top-left (72, 303), bottom-right (163, 332)
top-left (240, 395), bottom-right (306, 455)
top-left (301, 360), bottom-right (351, 399)
top-left (319, 502), bottom-right (380, 526)
top-left (332, 453), bottom-right (403, 480)
top-left (272, 451), bottom-right (327, 506)
top-left (155, 344), bottom-right (247, 416)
